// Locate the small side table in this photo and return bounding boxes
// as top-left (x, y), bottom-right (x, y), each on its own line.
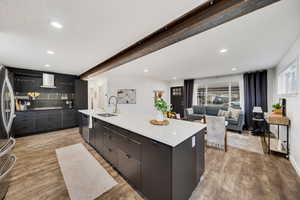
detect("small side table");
top-left (252, 118), bottom-right (266, 135)
top-left (265, 114), bottom-right (290, 159)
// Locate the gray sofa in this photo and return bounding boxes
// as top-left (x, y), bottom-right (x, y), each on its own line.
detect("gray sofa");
top-left (184, 105), bottom-right (244, 133)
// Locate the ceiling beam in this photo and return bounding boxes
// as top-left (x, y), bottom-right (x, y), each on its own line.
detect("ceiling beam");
top-left (80, 0), bottom-right (279, 78)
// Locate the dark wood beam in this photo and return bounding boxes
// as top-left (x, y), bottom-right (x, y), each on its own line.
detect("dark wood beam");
top-left (80, 0), bottom-right (280, 78)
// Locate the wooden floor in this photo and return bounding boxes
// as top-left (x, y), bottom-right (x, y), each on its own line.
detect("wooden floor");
top-left (5, 128), bottom-right (300, 200)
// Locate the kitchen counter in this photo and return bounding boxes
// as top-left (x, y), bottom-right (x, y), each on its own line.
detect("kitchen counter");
top-left (79, 109), bottom-right (206, 147)
top-left (78, 110), bottom-right (206, 200)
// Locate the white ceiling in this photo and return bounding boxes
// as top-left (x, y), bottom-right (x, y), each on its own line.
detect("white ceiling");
top-left (105, 0), bottom-right (300, 81)
top-left (0, 0), bottom-right (205, 74)
top-left (1, 0), bottom-right (300, 80)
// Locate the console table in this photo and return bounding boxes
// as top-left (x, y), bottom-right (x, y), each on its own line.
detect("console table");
top-left (265, 114), bottom-right (290, 159)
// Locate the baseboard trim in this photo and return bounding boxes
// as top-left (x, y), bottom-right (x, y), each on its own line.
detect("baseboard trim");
top-left (290, 156), bottom-right (300, 176)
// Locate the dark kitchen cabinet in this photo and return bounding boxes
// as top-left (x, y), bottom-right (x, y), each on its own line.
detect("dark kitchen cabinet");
top-left (62, 109), bottom-right (77, 128)
top-left (79, 113), bottom-right (89, 142)
top-left (13, 112), bottom-right (36, 137)
top-left (14, 109), bottom-right (78, 137)
top-left (75, 80), bottom-right (88, 109)
top-left (118, 149), bottom-right (141, 189)
top-left (14, 76), bottom-right (41, 92)
top-left (36, 111), bottom-right (61, 132)
top-left (141, 139), bottom-right (172, 200)
top-left (93, 120), bottom-right (105, 154)
top-left (9, 67), bottom-right (78, 93)
top-left (55, 77), bottom-right (75, 93)
top-left (83, 115), bottom-right (205, 200)
top-left (102, 126), bottom-right (118, 167)
top-left (75, 80), bottom-right (88, 127)
top-left (196, 132), bottom-right (205, 183)
top-left (89, 119), bottom-right (98, 149)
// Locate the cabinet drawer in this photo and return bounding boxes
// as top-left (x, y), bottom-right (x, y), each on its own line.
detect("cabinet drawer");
top-left (103, 127), bottom-right (117, 149)
top-left (62, 119), bottom-right (77, 128)
top-left (118, 149), bottom-right (141, 189)
top-left (102, 145), bottom-right (118, 167)
top-left (13, 126), bottom-right (35, 136)
top-left (113, 130), bottom-right (141, 161)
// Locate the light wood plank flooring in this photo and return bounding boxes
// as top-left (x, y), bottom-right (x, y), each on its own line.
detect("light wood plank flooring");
top-left (5, 128), bottom-right (300, 200)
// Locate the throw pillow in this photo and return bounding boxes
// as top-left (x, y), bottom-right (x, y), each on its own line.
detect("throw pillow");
top-left (229, 108), bottom-right (241, 121)
top-left (218, 110), bottom-right (230, 118)
top-left (186, 108), bottom-right (193, 115)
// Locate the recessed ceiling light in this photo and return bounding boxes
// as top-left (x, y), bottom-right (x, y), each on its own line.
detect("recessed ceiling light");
top-left (44, 64), bottom-right (51, 67)
top-left (232, 67), bottom-right (237, 71)
top-left (50, 21), bottom-right (63, 29)
top-left (144, 69), bottom-right (149, 73)
top-left (47, 50), bottom-right (55, 55)
top-left (173, 77), bottom-right (177, 80)
top-left (219, 48), bottom-right (228, 54)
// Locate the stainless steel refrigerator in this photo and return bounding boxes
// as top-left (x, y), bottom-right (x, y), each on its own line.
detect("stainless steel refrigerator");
top-left (0, 65), bottom-right (16, 200)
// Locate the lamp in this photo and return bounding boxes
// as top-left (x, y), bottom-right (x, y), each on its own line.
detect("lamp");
top-left (253, 106), bottom-right (264, 119)
top-left (253, 106), bottom-right (263, 113)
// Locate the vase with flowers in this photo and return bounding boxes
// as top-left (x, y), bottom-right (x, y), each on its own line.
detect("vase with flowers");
top-left (154, 93), bottom-right (172, 122)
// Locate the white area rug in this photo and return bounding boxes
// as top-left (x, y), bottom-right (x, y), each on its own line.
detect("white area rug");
top-left (227, 131), bottom-right (264, 154)
top-left (56, 143), bottom-right (118, 200)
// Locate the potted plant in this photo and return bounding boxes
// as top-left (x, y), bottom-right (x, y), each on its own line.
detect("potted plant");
top-left (154, 94), bottom-right (171, 122)
top-left (272, 103), bottom-right (282, 115)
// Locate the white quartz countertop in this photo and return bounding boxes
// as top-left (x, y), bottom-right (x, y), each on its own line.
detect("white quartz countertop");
top-left (79, 110), bottom-right (206, 147)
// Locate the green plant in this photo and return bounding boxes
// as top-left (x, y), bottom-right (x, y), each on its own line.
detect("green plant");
top-left (272, 103), bottom-right (282, 109)
top-left (154, 98), bottom-right (171, 113)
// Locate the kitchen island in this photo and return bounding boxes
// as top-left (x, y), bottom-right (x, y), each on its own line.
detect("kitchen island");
top-left (79, 110), bottom-right (206, 200)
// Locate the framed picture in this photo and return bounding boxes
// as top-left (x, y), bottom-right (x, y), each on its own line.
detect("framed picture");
top-left (117, 89), bottom-right (136, 104)
top-left (278, 57), bottom-right (299, 96)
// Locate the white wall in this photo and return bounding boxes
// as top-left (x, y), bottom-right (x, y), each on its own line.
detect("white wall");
top-left (88, 73), bottom-right (169, 115)
top-left (274, 35), bottom-right (300, 176)
top-left (107, 76), bottom-right (169, 114)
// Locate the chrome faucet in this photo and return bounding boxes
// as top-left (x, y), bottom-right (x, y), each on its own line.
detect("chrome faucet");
top-left (108, 95), bottom-right (118, 113)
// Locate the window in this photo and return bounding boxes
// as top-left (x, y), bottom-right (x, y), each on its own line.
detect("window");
top-left (197, 87), bottom-right (205, 106)
top-left (207, 83), bottom-right (229, 108)
top-left (197, 81), bottom-right (241, 109)
top-left (278, 57), bottom-right (298, 96)
top-left (231, 82), bottom-right (241, 109)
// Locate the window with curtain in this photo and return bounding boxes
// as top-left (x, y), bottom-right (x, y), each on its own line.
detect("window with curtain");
top-left (197, 81), bottom-right (241, 109)
top-left (207, 83), bottom-right (229, 108)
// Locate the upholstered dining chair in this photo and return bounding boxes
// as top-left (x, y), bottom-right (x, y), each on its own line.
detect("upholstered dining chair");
top-left (206, 115), bottom-right (227, 152)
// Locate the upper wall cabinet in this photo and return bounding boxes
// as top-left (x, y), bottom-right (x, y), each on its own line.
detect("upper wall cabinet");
top-left (55, 76), bottom-right (75, 93)
top-left (14, 75), bottom-right (41, 92)
top-left (75, 80), bottom-right (88, 109)
top-left (9, 67), bottom-right (78, 93)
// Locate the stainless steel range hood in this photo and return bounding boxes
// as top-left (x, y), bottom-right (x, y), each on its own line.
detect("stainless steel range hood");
top-left (40, 73), bottom-right (56, 88)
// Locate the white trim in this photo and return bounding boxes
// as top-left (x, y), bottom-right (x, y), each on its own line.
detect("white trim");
top-left (290, 155), bottom-right (300, 176)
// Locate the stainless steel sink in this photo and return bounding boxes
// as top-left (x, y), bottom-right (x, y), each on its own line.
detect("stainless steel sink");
top-left (97, 113), bottom-right (117, 117)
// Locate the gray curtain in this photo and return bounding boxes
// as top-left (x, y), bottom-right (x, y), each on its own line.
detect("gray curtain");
top-left (243, 70), bottom-right (268, 130)
top-left (183, 79), bottom-right (194, 109)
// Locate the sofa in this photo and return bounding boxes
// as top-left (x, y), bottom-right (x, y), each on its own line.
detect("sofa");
top-left (184, 105), bottom-right (244, 133)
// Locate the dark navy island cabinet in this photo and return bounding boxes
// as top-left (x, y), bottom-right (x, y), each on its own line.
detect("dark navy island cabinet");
top-left (80, 113), bottom-right (205, 200)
